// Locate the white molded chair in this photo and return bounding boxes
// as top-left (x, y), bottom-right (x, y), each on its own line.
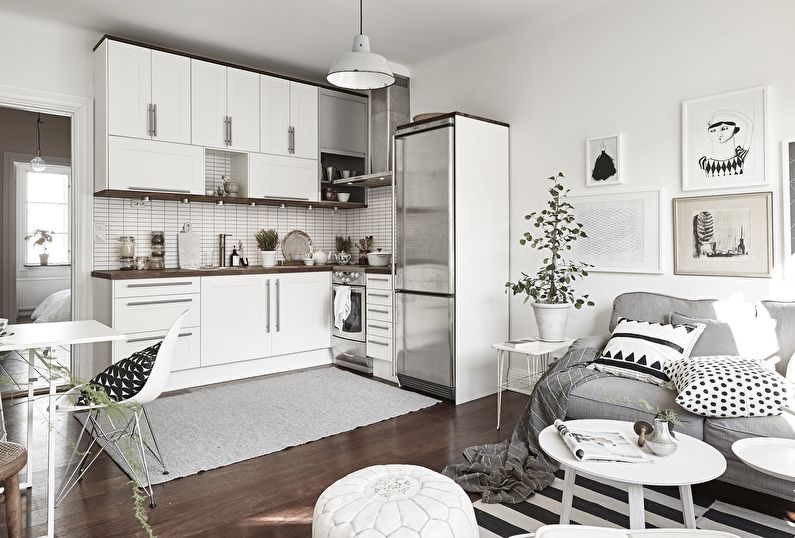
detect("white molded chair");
top-left (54, 311), bottom-right (187, 508)
top-left (511, 526), bottom-right (741, 538)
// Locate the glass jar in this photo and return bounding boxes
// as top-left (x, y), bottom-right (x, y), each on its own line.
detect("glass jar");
top-left (119, 256), bottom-right (134, 271)
top-left (148, 257), bottom-right (165, 270)
top-left (134, 256), bottom-right (149, 270)
top-left (151, 231), bottom-right (165, 245)
top-left (150, 243), bottom-right (165, 258)
top-left (118, 236), bottom-right (135, 258)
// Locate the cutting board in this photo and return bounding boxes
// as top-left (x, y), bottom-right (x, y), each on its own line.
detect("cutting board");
top-left (178, 225), bottom-right (202, 269)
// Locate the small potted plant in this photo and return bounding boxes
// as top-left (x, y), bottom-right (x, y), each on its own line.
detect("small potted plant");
top-left (25, 229), bottom-right (54, 266)
top-left (506, 173), bottom-right (594, 341)
top-left (254, 229), bottom-right (279, 267)
top-left (335, 235), bottom-right (352, 265)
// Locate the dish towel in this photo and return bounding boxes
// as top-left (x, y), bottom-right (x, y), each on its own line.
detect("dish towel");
top-left (334, 285), bottom-right (352, 331)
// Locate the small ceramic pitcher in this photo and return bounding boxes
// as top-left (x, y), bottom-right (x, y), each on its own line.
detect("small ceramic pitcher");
top-left (645, 418), bottom-right (679, 457)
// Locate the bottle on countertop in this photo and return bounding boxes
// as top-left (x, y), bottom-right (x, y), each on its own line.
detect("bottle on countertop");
top-left (230, 245), bottom-right (240, 267)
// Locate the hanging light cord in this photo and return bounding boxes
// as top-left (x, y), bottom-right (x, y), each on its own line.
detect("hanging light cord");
top-left (35, 114), bottom-right (43, 155)
top-left (359, 0), bottom-right (363, 35)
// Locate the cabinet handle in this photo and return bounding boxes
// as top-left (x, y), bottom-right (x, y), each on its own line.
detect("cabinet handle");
top-left (288, 126), bottom-right (295, 154)
top-left (275, 278), bottom-right (280, 332)
top-left (228, 116), bottom-right (233, 146)
top-left (129, 186), bottom-right (191, 193)
top-left (369, 277), bottom-right (389, 282)
top-left (369, 293), bottom-right (390, 298)
top-left (126, 298), bottom-right (192, 307)
top-left (369, 338), bottom-right (390, 347)
top-left (127, 281), bottom-right (193, 288)
top-left (368, 324), bottom-right (389, 331)
top-left (369, 309), bottom-right (389, 314)
top-left (127, 332), bottom-right (192, 344)
top-left (147, 103), bottom-right (154, 136)
top-left (266, 279), bottom-right (271, 333)
top-left (259, 195), bottom-right (310, 201)
top-left (152, 103), bottom-right (157, 137)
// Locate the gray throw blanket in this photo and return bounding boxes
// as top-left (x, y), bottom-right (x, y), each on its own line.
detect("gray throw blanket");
top-left (442, 338), bottom-right (609, 504)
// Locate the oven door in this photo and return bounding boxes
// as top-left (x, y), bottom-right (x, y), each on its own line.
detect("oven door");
top-left (332, 284), bottom-right (366, 342)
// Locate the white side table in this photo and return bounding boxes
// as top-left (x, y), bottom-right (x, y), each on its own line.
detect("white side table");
top-left (493, 338), bottom-right (573, 429)
top-left (732, 437), bottom-right (795, 482)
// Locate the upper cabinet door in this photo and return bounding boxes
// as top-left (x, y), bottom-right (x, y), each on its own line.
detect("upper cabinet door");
top-left (318, 91), bottom-right (368, 156)
top-left (290, 82), bottom-right (318, 160)
top-left (150, 51), bottom-right (191, 144)
top-left (249, 153), bottom-right (318, 201)
top-left (191, 59), bottom-right (227, 148)
top-left (259, 75), bottom-right (290, 157)
top-left (107, 41), bottom-right (152, 140)
top-left (226, 68), bottom-right (260, 152)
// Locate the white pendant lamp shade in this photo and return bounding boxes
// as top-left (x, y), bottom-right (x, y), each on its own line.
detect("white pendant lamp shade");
top-left (328, 34), bottom-right (395, 90)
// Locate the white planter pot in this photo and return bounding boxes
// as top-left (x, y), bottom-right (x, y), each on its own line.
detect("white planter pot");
top-left (260, 250), bottom-right (277, 267)
top-left (532, 303), bottom-right (572, 342)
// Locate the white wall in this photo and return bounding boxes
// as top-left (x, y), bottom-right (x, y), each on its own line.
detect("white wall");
top-left (409, 0), bottom-right (795, 338)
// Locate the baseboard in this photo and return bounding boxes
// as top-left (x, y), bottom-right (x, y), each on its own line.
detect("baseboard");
top-left (164, 348), bottom-right (334, 392)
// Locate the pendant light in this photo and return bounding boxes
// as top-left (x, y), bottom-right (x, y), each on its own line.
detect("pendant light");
top-left (327, 0), bottom-right (394, 90)
top-left (30, 114), bottom-right (46, 172)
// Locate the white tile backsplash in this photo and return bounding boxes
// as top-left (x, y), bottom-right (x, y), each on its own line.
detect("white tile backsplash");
top-left (93, 185), bottom-right (393, 270)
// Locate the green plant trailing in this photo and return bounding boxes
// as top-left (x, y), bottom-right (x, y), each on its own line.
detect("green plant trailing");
top-left (335, 235), bottom-right (352, 253)
top-left (506, 172), bottom-right (594, 309)
top-left (254, 229), bottom-right (279, 251)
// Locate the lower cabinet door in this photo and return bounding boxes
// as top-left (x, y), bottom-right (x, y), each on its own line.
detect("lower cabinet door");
top-left (113, 328), bottom-right (201, 371)
top-left (271, 272), bottom-right (331, 356)
top-left (200, 275), bottom-right (271, 366)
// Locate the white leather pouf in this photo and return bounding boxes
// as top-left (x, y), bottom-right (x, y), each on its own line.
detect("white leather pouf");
top-left (313, 464), bottom-right (478, 538)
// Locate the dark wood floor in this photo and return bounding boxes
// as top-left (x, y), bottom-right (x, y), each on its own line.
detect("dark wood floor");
top-left (1, 378), bottom-right (791, 537)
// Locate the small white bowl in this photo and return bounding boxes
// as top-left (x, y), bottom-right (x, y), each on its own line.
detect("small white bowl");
top-left (303, 258), bottom-right (316, 265)
top-left (336, 193), bottom-right (351, 203)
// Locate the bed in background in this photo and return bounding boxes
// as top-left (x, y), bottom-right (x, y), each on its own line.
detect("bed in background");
top-left (31, 288), bottom-right (71, 323)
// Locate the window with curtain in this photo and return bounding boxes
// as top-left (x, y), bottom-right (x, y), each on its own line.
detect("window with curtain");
top-left (17, 163), bottom-right (71, 266)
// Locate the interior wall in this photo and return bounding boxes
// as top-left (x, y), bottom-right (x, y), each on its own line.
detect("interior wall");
top-left (408, 0), bottom-right (795, 339)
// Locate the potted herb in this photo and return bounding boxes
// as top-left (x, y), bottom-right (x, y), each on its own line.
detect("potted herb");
top-left (25, 229), bottom-right (54, 265)
top-left (335, 235), bottom-right (352, 265)
top-left (254, 229), bottom-right (279, 267)
top-left (506, 173), bottom-right (594, 341)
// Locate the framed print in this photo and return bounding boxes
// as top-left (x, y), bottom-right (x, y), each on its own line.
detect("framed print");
top-left (586, 134), bottom-right (622, 186)
top-left (783, 139), bottom-right (795, 277)
top-left (569, 189), bottom-right (661, 273)
top-left (682, 86), bottom-right (767, 191)
top-left (673, 192), bottom-right (772, 278)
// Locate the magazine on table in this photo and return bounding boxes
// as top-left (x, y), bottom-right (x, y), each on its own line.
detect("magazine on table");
top-left (553, 420), bottom-right (652, 463)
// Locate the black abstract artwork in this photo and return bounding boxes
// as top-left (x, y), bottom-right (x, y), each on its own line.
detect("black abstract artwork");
top-left (591, 143), bottom-right (617, 181)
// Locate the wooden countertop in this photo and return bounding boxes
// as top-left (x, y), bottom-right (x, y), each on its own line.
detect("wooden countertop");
top-left (91, 264), bottom-right (393, 279)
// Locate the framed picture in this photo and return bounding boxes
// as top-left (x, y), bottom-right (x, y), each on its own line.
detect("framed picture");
top-left (569, 189), bottom-right (661, 273)
top-left (673, 192), bottom-right (772, 278)
top-left (586, 134), bottom-right (622, 186)
top-left (782, 139), bottom-right (795, 278)
top-left (682, 87), bottom-right (767, 191)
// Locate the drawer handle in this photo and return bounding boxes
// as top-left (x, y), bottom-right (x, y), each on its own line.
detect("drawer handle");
top-left (369, 309), bottom-right (389, 314)
top-left (127, 298), bottom-right (193, 307)
top-left (127, 332), bottom-right (193, 344)
top-left (369, 277), bottom-right (389, 281)
top-left (369, 339), bottom-right (390, 347)
top-left (368, 324), bottom-right (390, 331)
top-left (369, 293), bottom-right (390, 298)
top-left (129, 186), bottom-right (191, 193)
top-left (127, 281), bottom-right (193, 288)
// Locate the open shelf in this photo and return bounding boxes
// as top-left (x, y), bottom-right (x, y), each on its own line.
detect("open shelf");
top-left (94, 189), bottom-right (367, 209)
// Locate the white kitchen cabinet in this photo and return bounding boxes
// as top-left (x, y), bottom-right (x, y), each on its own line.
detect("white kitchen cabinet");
top-left (319, 89), bottom-right (368, 156)
top-left (260, 76), bottom-right (318, 159)
top-left (271, 272), bottom-right (331, 356)
top-left (150, 50), bottom-right (192, 144)
top-left (248, 153), bottom-right (319, 201)
top-left (107, 136), bottom-right (204, 194)
top-left (366, 274), bottom-right (395, 369)
top-left (192, 60), bottom-right (259, 151)
top-left (114, 328), bottom-right (201, 372)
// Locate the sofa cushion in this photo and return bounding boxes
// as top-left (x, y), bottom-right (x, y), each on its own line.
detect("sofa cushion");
top-left (669, 312), bottom-right (738, 357)
top-left (567, 376), bottom-right (704, 439)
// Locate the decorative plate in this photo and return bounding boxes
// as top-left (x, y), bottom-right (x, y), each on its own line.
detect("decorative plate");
top-left (282, 230), bottom-right (313, 261)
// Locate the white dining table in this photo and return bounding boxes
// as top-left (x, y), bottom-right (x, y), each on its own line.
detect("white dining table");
top-left (0, 320), bottom-right (125, 538)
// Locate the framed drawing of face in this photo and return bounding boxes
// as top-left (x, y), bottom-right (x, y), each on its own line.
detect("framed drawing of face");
top-left (586, 134), bottom-right (622, 186)
top-left (673, 192), bottom-right (772, 278)
top-left (682, 87), bottom-right (767, 191)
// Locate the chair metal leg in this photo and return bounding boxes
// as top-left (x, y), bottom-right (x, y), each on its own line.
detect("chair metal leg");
top-left (142, 407), bottom-right (169, 474)
top-left (133, 410), bottom-right (156, 508)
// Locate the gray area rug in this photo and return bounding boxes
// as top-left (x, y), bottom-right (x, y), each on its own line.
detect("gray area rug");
top-left (77, 367), bottom-right (440, 484)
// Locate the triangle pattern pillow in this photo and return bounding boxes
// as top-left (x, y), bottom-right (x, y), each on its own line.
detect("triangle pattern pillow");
top-left (77, 341), bottom-right (160, 406)
top-left (589, 317), bottom-right (705, 387)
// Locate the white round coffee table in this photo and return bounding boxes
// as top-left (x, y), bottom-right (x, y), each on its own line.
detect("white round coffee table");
top-left (732, 437), bottom-right (795, 482)
top-left (539, 419), bottom-right (726, 530)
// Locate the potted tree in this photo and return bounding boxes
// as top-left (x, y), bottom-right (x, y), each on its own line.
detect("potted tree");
top-left (25, 229), bottom-right (54, 266)
top-left (254, 229), bottom-right (279, 267)
top-left (506, 173), bottom-right (594, 341)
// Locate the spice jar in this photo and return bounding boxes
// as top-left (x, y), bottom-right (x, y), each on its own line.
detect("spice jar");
top-left (149, 231), bottom-right (166, 270)
top-left (118, 236), bottom-right (135, 257)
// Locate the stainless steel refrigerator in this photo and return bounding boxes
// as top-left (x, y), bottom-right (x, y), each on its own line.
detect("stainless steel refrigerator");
top-left (394, 113), bottom-right (510, 404)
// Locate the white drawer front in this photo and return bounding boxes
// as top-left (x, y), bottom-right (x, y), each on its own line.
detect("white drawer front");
top-left (114, 293), bottom-right (200, 333)
top-left (367, 304), bottom-right (393, 322)
top-left (366, 290), bottom-right (392, 307)
top-left (114, 278), bottom-right (200, 298)
top-left (366, 321), bottom-right (393, 339)
top-left (366, 274), bottom-right (392, 290)
top-left (367, 336), bottom-right (393, 362)
top-left (113, 328), bottom-right (200, 371)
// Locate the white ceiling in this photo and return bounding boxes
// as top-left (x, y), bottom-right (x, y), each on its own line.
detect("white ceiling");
top-left (0, 0), bottom-right (607, 82)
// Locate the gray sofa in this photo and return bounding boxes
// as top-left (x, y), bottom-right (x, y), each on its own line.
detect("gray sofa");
top-left (566, 291), bottom-right (795, 499)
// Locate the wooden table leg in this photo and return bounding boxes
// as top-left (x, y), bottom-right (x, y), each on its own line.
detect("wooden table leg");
top-left (560, 465), bottom-right (576, 524)
top-left (627, 483), bottom-right (646, 529)
top-left (5, 471), bottom-right (20, 538)
top-left (680, 484), bottom-right (697, 528)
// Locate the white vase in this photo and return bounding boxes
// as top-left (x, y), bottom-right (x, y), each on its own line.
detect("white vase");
top-left (260, 250), bottom-right (277, 267)
top-left (645, 418), bottom-right (679, 457)
top-left (532, 303), bottom-right (572, 342)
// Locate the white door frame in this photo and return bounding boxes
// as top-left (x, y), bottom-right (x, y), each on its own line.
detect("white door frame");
top-left (0, 83), bottom-right (93, 377)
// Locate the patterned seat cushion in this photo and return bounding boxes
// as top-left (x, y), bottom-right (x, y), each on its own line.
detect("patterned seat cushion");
top-left (77, 342), bottom-right (160, 405)
top-left (313, 464), bottom-right (478, 538)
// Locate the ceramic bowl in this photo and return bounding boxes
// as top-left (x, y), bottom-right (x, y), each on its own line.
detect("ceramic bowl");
top-left (336, 193), bottom-right (351, 203)
top-left (367, 252), bottom-right (392, 267)
top-left (303, 258), bottom-right (315, 266)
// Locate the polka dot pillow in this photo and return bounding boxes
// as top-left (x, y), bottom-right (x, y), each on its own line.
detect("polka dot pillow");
top-left (665, 355), bottom-right (790, 417)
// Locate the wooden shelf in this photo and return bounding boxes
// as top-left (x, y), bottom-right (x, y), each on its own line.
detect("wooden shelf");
top-left (94, 190), bottom-right (367, 210)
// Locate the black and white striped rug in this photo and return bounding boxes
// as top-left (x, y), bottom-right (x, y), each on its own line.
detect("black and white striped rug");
top-left (476, 470), bottom-right (794, 538)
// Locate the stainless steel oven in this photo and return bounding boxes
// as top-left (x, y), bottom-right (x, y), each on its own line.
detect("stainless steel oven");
top-left (332, 268), bottom-right (372, 373)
